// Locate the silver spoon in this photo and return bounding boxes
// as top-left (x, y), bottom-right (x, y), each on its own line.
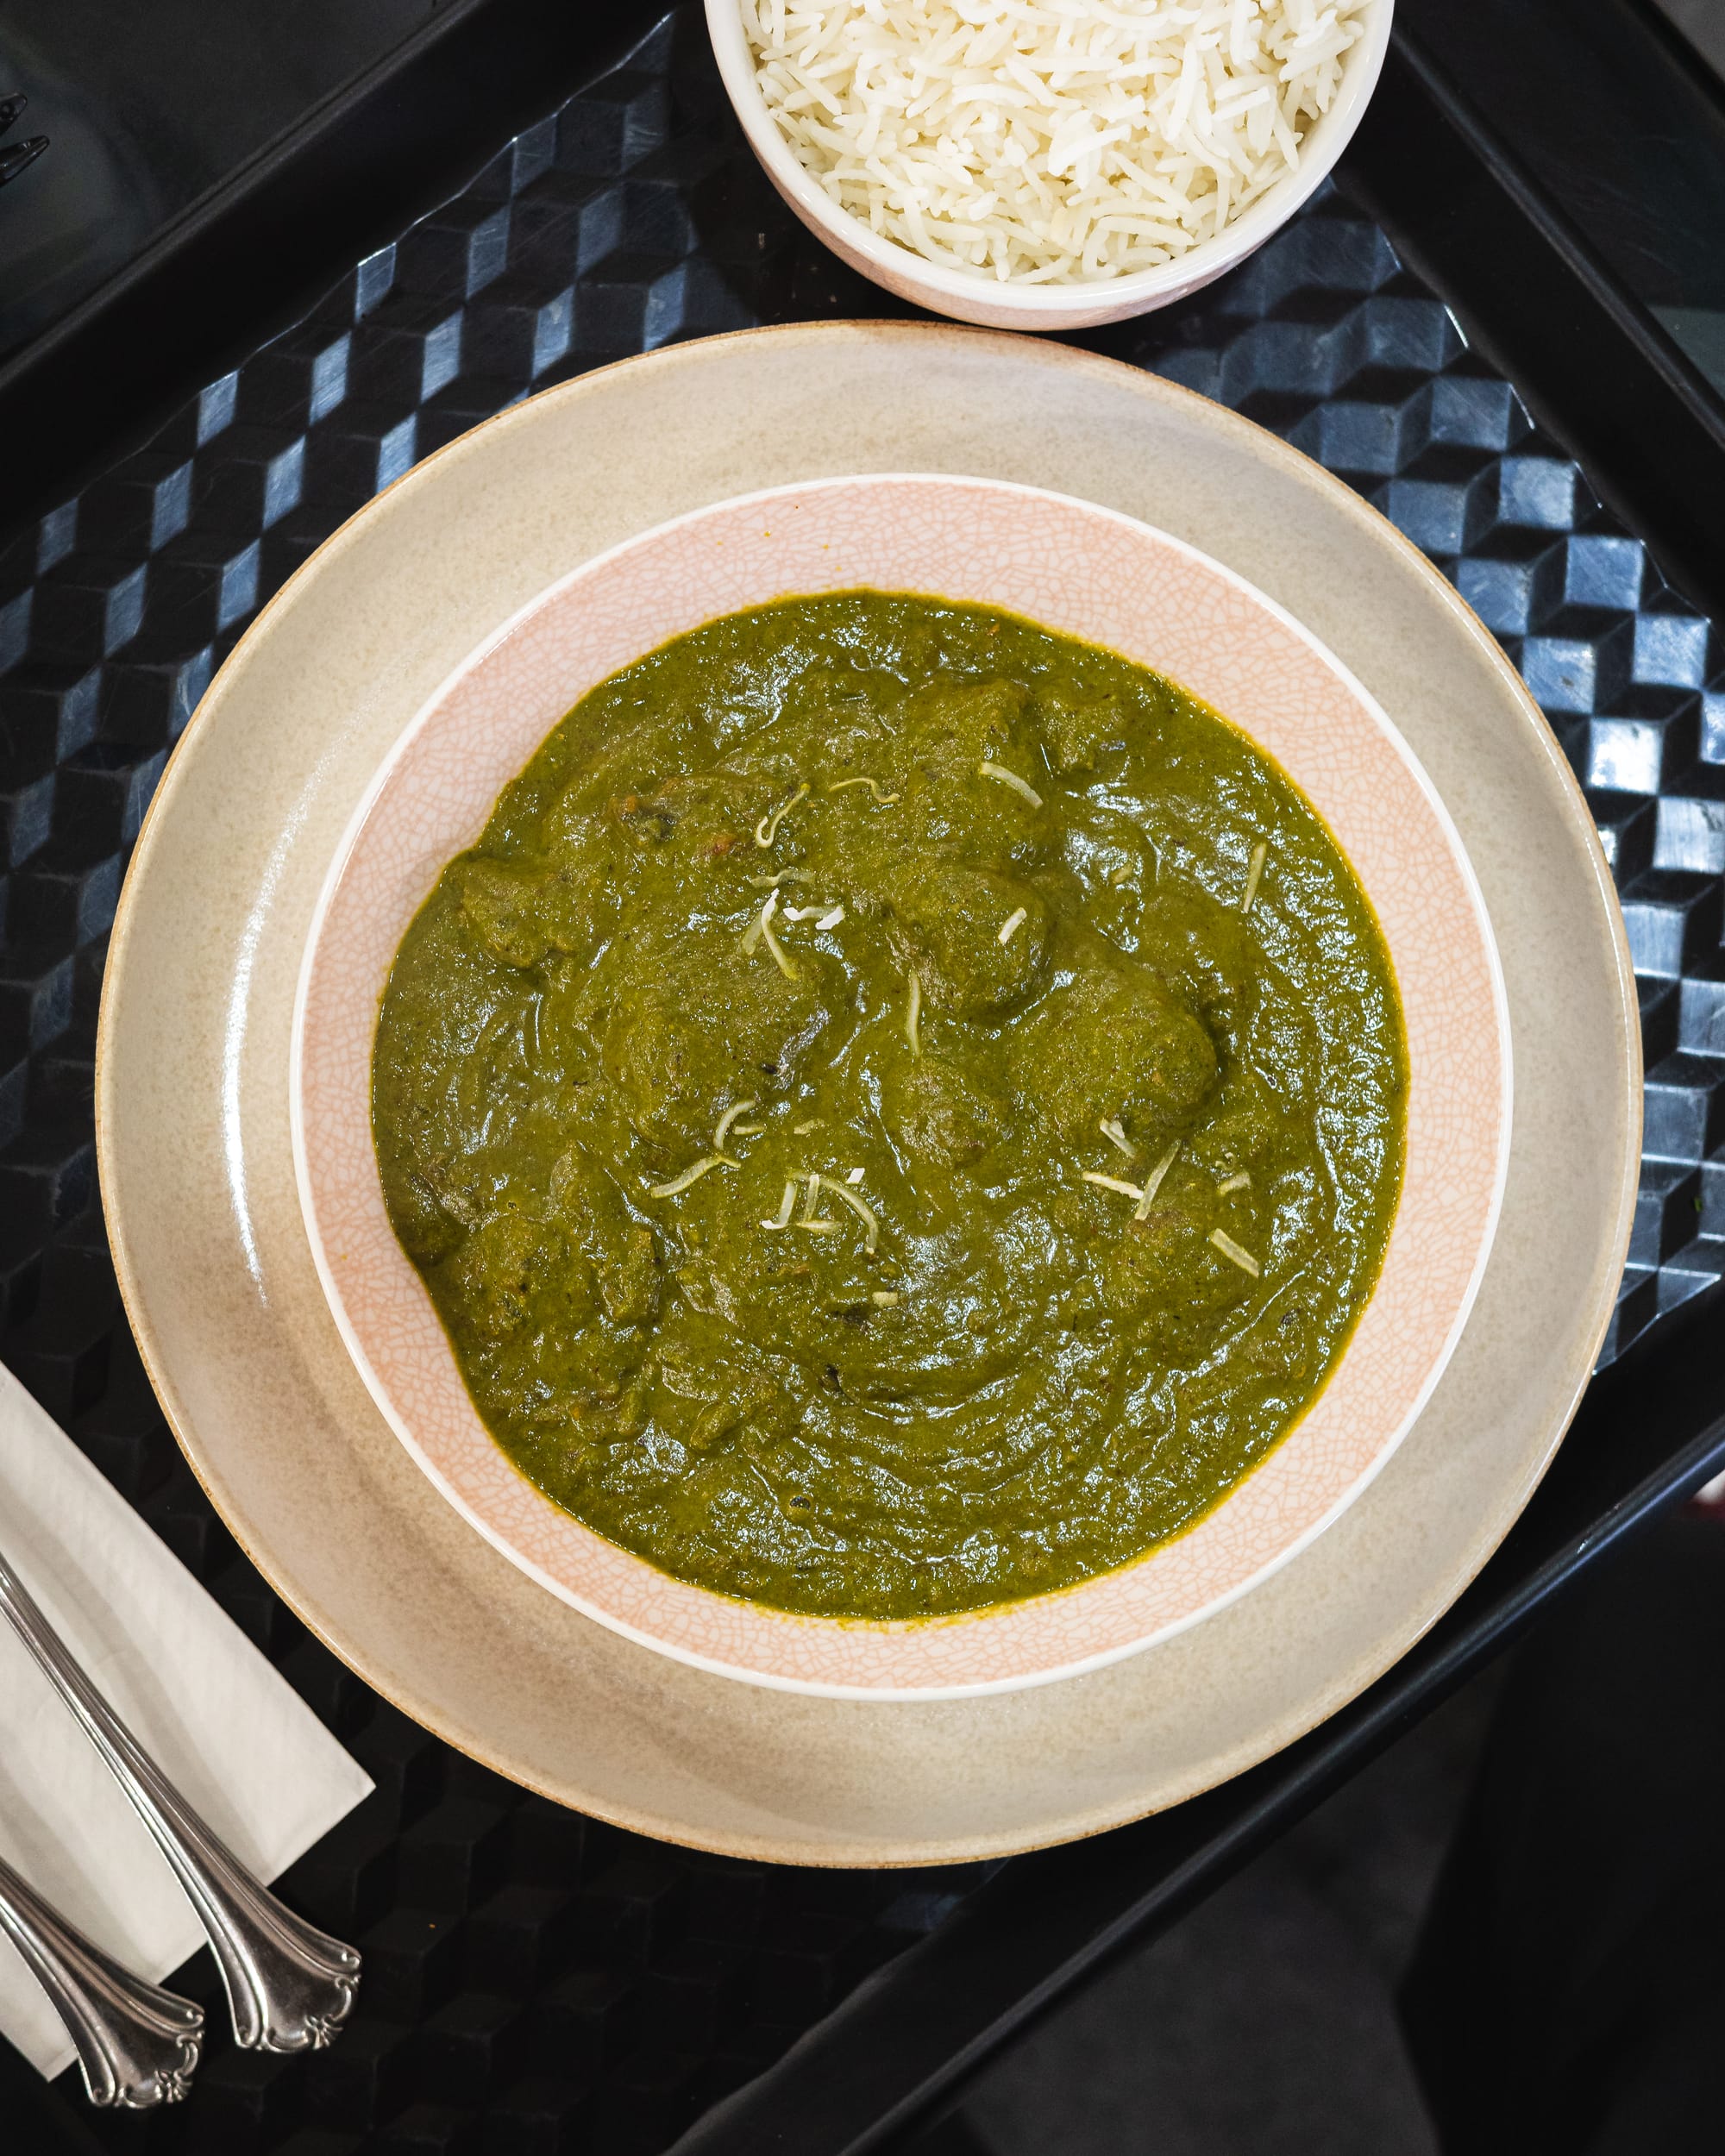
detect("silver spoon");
top-left (0, 1851), bottom-right (203, 2105)
top-left (0, 1546), bottom-right (361, 2052)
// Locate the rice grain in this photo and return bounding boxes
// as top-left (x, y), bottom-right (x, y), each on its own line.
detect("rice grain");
top-left (743, 0), bottom-right (1373, 283)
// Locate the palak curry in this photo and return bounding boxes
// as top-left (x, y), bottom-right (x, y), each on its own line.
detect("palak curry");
top-left (372, 593), bottom-right (1406, 1620)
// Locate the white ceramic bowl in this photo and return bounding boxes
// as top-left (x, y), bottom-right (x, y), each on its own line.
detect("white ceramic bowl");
top-left (705, 0), bottom-right (1395, 332)
top-left (99, 322), bottom-right (1636, 1854)
top-left (291, 468), bottom-right (1509, 1699)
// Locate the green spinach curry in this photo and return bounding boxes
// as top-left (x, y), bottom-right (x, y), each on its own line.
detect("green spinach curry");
top-left (373, 593), bottom-right (1406, 1620)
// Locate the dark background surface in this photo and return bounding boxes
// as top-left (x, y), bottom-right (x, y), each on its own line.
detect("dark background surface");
top-left (0, 0), bottom-right (439, 357)
top-left (6, 0), bottom-right (1725, 490)
top-left (2, 3), bottom-right (1724, 2151)
top-left (1402, 0), bottom-right (1725, 388)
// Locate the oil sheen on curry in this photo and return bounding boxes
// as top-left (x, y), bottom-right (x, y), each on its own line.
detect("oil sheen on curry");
top-left (373, 594), bottom-right (1407, 1621)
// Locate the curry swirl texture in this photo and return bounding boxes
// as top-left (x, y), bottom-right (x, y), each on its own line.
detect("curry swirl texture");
top-left (372, 593), bottom-right (1407, 1620)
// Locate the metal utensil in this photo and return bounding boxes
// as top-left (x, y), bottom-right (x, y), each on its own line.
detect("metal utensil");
top-left (0, 1852), bottom-right (202, 2105)
top-left (0, 1547), bottom-right (360, 2052)
top-left (0, 91), bottom-right (48, 189)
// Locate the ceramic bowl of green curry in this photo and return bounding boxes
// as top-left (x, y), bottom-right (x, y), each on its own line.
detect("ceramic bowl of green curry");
top-left (291, 472), bottom-right (1510, 1698)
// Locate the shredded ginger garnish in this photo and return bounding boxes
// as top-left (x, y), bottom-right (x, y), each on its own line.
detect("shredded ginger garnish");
top-left (871, 1289), bottom-right (900, 1307)
top-left (793, 1117), bottom-right (823, 1135)
top-left (799, 1219), bottom-right (842, 1235)
top-left (1218, 1170), bottom-right (1251, 1194)
top-left (1242, 840), bottom-right (1269, 912)
top-left (905, 968), bottom-right (922, 1058)
top-left (781, 902), bottom-right (847, 931)
top-left (817, 1173), bottom-right (881, 1253)
top-left (754, 781), bottom-right (809, 849)
top-left (746, 869), bottom-right (809, 889)
top-left (713, 1098), bottom-right (758, 1154)
top-left (800, 1170), bottom-right (825, 1223)
top-left (762, 912), bottom-right (797, 981)
top-left (1134, 1141), bottom-right (1180, 1221)
top-left (1100, 1116), bottom-right (1136, 1160)
top-left (825, 775), bottom-right (899, 805)
top-left (1082, 1171), bottom-right (1144, 1201)
top-left (741, 884), bottom-right (777, 954)
top-left (845, 1166), bottom-right (865, 1184)
top-left (978, 761), bottom-right (1044, 810)
top-left (647, 1155), bottom-right (737, 1198)
top-left (1210, 1228), bottom-right (1261, 1277)
top-left (759, 1177), bottom-right (799, 1231)
top-left (998, 905), bottom-right (1027, 946)
top-left (743, 887), bottom-right (798, 980)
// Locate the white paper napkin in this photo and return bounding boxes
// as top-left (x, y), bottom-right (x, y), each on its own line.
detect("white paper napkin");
top-left (0, 1362), bottom-right (373, 2079)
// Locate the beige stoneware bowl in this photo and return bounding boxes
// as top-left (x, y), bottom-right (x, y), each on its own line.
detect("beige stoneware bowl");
top-left (704, 0), bottom-right (1394, 332)
top-left (292, 471), bottom-right (1509, 1698)
top-left (97, 323), bottom-right (1637, 1860)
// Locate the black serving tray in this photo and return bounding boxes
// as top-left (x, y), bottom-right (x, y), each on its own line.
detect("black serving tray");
top-left (3, 7), bottom-right (1723, 2152)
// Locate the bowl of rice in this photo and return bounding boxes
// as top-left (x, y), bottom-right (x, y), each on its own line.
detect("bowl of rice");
top-left (708, 0), bottom-right (1392, 330)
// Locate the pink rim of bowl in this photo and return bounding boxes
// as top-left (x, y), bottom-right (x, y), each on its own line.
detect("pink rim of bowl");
top-left (703, 0), bottom-right (1395, 333)
top-left (291, 473), bottom-right (1511, 1700)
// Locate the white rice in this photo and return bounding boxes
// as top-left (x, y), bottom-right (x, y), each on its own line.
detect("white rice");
top-left (743, 0), bottom-right (1374, 284)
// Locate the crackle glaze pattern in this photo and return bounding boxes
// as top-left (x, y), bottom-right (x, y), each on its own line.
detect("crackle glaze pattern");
top-left (293, 473), bottom-right (1509, 1695)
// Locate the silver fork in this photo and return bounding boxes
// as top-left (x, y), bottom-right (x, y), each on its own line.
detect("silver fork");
top-left (0, 1852), bottom-right (203, 2105)
top-left (0, 1546), bottom-right (361, 2053)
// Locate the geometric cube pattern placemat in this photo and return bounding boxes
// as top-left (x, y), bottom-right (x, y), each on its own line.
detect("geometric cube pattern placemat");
top-left (1, 10), bottom-right (1719, 2147)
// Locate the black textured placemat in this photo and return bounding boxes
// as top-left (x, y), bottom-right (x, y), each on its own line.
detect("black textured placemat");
top-left (1, 9), bottom-right (1721, 2150)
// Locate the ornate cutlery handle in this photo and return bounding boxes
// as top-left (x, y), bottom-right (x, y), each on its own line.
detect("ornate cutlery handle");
top-left (0, 1552), bottom-right (360, 2052)
top-left (0, 1852), bottom-right (202, 2105)
top-left (0, 89), bottom-right (48, 190)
